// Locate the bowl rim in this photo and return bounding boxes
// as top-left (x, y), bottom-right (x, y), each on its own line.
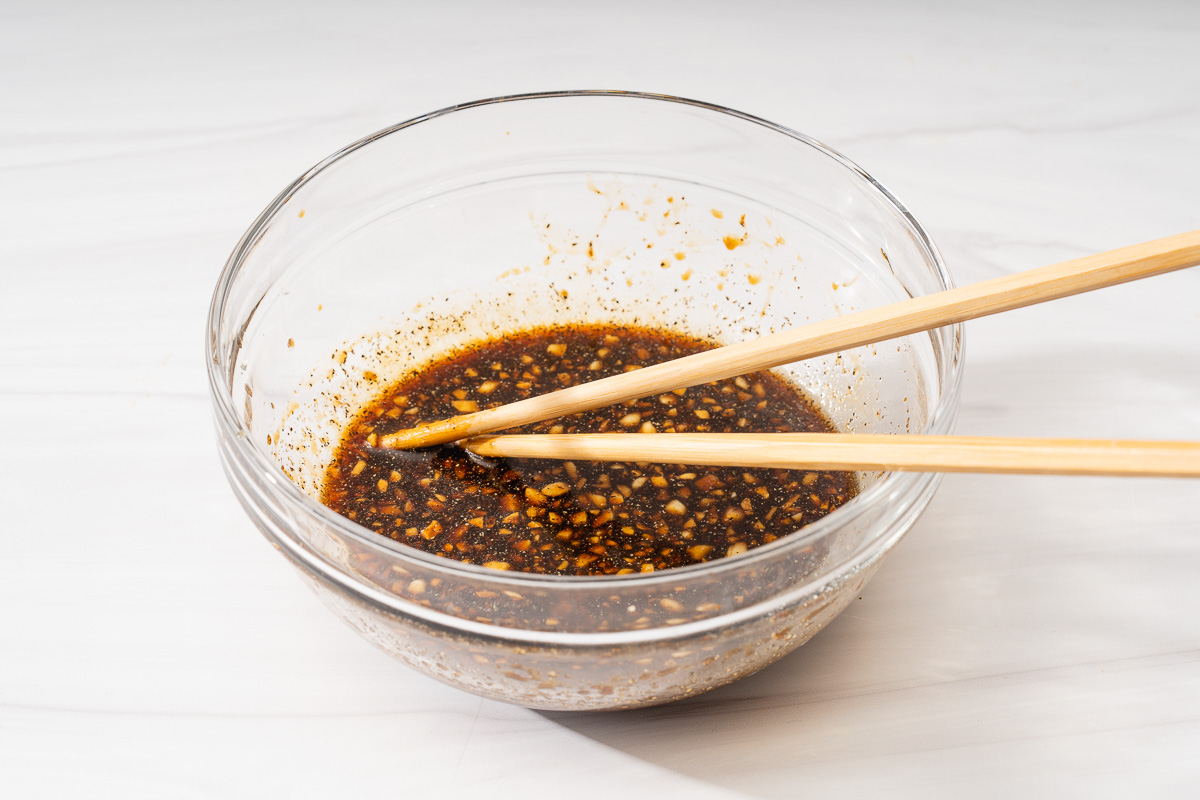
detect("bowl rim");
top-left (207, 90), bottom-right (964, 627)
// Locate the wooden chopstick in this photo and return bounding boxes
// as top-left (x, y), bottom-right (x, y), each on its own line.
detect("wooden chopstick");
top-left (461, 433), bottom-right (1200, 478)
top-left (380, 230), bottom-right (1200, 449)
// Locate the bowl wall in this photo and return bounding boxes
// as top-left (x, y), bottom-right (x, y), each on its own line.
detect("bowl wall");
top-left (209, 92), bottom-right (961, 709)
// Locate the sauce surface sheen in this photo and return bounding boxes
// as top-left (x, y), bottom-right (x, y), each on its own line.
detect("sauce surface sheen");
top-left (322, 325), bottom-right (856, 576)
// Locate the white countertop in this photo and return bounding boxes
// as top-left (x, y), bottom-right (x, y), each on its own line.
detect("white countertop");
top-left (3, 2), bottom-right (1198, 797)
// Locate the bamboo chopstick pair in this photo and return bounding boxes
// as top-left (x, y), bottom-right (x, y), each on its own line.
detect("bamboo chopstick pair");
top-left (379, 230), bottom-right (1200, 478)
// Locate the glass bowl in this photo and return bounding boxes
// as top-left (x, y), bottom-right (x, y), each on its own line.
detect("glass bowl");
top-left (207, 91), bottom-right (962, 711)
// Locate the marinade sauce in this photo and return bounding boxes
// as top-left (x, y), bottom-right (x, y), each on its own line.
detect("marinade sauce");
top-left (322, 325), bottom-right (857, 576)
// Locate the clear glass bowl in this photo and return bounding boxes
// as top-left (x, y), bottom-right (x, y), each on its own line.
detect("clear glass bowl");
top-left (207, 91), bottom-right (963, 710)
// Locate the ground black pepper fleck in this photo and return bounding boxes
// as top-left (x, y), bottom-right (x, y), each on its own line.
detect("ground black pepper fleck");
top-left (322, 324), bottom-right (857, 575)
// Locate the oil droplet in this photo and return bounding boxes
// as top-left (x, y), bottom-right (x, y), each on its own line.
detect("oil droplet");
top-left (298, 209), bottom-right (306, 218)
top-left (711, 209), bottom-right (724, 219)
top-left (722, 236), bottom-right (742, 250)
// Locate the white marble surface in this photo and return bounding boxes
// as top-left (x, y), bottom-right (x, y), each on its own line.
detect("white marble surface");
top-left (3, 1), bottom-right (1199, 797)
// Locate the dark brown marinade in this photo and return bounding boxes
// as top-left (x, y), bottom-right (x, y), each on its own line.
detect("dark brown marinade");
top-left (321, 325), bottom-right (857, 576)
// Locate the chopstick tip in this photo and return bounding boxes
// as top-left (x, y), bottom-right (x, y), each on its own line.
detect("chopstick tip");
top-left (378, 419), bottom-right (463, 450)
